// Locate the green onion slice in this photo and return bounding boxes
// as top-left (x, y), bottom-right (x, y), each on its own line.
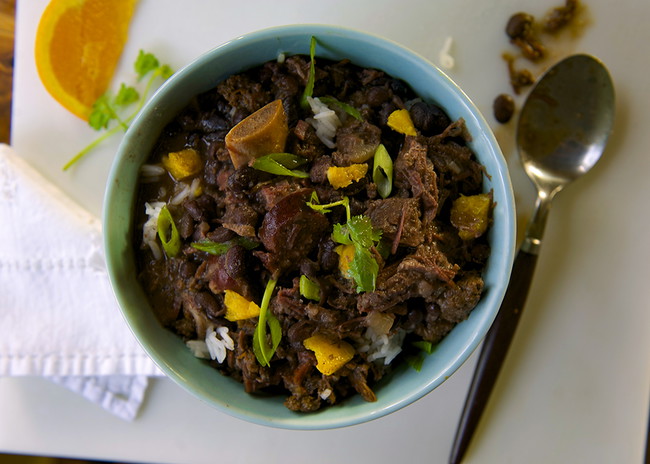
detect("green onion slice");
top-left (412, 340), bottom-right (435, 354)
top-left (253, 279), bottom-right (281, 367)
top-left (319, 96), bottom-right (363, 121)
top-left (299, 275), bottom-right (320, 301)
top-left (157, 204), bottom-right (181, 257)
top-left (191, 237), bottom-right (258, 255)
top-left (373, 144), bottom-right (393, 198)
top-left (406, 340), bottom-right (437, 371)
top-left (300, 36), bottom-right (317, 109)
top-left (252, 153), bottom-right (310, 178)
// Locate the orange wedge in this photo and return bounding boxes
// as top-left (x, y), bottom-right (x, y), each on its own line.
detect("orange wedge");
top-left (35, 0), bottom-right (138, 120)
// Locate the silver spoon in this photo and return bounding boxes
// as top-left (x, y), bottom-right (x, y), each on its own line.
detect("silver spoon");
top-left (450, 54), bottom-right (615, 464)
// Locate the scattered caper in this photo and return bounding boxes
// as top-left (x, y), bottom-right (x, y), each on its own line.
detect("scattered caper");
top-left (493, 94), bottom-right (515, 124)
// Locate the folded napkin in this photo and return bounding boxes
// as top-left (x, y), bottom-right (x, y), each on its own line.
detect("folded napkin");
top-left (0, 144), bottom-right (162, 421)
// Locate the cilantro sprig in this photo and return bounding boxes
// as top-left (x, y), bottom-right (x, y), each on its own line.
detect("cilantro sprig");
top-left (63, 50), bottom-right (173, 171)
top-left (307, 192), bottom-right (382, 293)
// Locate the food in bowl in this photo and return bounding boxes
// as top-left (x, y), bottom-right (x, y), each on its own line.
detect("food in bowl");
top-left (132, 37), bottom-right (495, 412)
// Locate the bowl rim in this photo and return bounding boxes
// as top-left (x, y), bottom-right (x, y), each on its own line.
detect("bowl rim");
top-left (104, 23), bottom-right (516, 430)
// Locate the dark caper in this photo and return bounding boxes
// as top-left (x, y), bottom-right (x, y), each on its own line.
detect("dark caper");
top-left (493, 94), bottom-right (516, 124)
top-left (506, 12), bottom-right (534, 39)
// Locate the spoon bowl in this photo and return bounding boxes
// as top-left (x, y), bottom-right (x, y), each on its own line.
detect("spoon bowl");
top-left (518, 54), bottom-right (615, 192)
top-left (450, 54), bottom-right (615, 464)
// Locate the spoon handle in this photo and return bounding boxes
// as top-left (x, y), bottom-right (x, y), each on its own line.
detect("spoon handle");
top-left (449, 248), bottom-right (538, 464)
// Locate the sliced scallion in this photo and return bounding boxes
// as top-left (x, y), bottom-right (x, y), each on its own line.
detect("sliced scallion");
top-left (252, 153), bottom-right (310, 178)
top-left (319, 96), bottom-right (363, 121)
top-left (299, 275), bottom-right (320, 301)
top-left (191, 237), bottom-right (258, 255)
top-left (157, 204), bottom-right (181, 257)
top-left (372, 144), bottom-right (393, 198)
top-left (300, 36), bottom-right (317, 109)
top-left (252, 279), bottom-right (281, 367)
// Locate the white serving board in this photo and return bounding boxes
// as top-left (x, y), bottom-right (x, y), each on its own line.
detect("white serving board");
top-left (5, 0), bottom-right (650, 463)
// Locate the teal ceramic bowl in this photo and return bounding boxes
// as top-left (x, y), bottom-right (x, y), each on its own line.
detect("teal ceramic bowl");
top-left (104, 24), bottom-right (516, 429)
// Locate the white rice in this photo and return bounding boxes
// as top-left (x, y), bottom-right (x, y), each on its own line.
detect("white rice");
top-left (306, 96), bottom-right (340, 149)
top-left (204, 326), bottom-right (235, 363)
top-left (186, 339), bottom-right (210, 359)
top-left (142, 201), bottom-right (166, 260)
top-left (319, 388), bottom-right (332, 400)
top-left (438, 36), bottom-right (455, 70)
top-left (169, 177), bottom-right (201, 205)
top-left (359, 327), bottom-right (406, 366)
top-left (139, 164), bottom-right (166, 183)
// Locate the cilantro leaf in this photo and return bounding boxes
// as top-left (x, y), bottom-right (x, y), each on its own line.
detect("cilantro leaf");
top-left (348, 246), bottom-right (379, 293)
top-left (134, 50), bottom-right (160, 80)
top-left (158, 64), bottom-right (174, 80)
top-left (332, 223), bottom-right (352, 245)
top-left (64, 50), bottom-right (174, 171)
top-left (347, 215), bottom-right (381, 248)
top-left (311, 194), bottom-right (382, 293)
top-left (114, 83), bottom-right (140, 106)
top-left (88, 95), bottom-right (113, 130)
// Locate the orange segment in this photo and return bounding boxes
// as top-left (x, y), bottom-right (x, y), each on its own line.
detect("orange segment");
top-left (35, 0), bottom-right (138, 120)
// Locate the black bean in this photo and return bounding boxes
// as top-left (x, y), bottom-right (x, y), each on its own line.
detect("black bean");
top-left (493, 94), bottom-right (515, 123)
top-left (177, 211), bottom-right (195, 239)
top-left (206, 226), bottom-right (236, 243)
top-left (389, 79), bottom-right (411, 98)
top-left (197, 112), bottom-right (229, 133)
top-left (365, 86), bottom-right (392, 107)
top-left (410, 101), bottom-right (451, 135)
top-left (184, 199), bottom-right (204, 222)
top-left (225, 244), bottom-right (247, 280)
top-left (227, 166), bottom-right (263, 194)
top-left (194, 291), bottom-right (223, 319)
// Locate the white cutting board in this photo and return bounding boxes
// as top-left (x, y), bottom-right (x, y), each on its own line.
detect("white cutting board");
top-left (7, 0), bottom-right (650, 463)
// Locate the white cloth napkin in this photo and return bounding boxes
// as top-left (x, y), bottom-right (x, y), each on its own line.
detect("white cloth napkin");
top-left (0, 144), bottom-right (163, 421)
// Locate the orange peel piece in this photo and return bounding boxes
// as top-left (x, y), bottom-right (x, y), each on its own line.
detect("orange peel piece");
top-left (303, 334), bottom-right (355, 376)
top-left (224, 290), bottom-right (261, 321)
top-left (327, 163), bottom-right (369, 189)
top-left (387, 109), bottom-right (417, 136)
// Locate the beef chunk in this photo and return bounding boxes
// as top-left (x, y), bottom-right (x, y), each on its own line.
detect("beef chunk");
top-left (221, 195), bottom-right (259, 238)
top-left (394, 137), bottom-right (439, 223)
top-left (438, 273), bottom-right (484, 323)
top-left (365, 197), bottom-right (424, 250)
top-left (333, 120), bottom-right (381, 165)
top-left (357, 243), bottom-right (458, 312)
top-left (257, 189), bottom-right (330, 277)
top-left (217, 74), bottom-right (271, 114)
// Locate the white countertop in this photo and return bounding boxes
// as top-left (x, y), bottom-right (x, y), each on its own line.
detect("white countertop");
top-left (4, 0), bottom-right (649, 462)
